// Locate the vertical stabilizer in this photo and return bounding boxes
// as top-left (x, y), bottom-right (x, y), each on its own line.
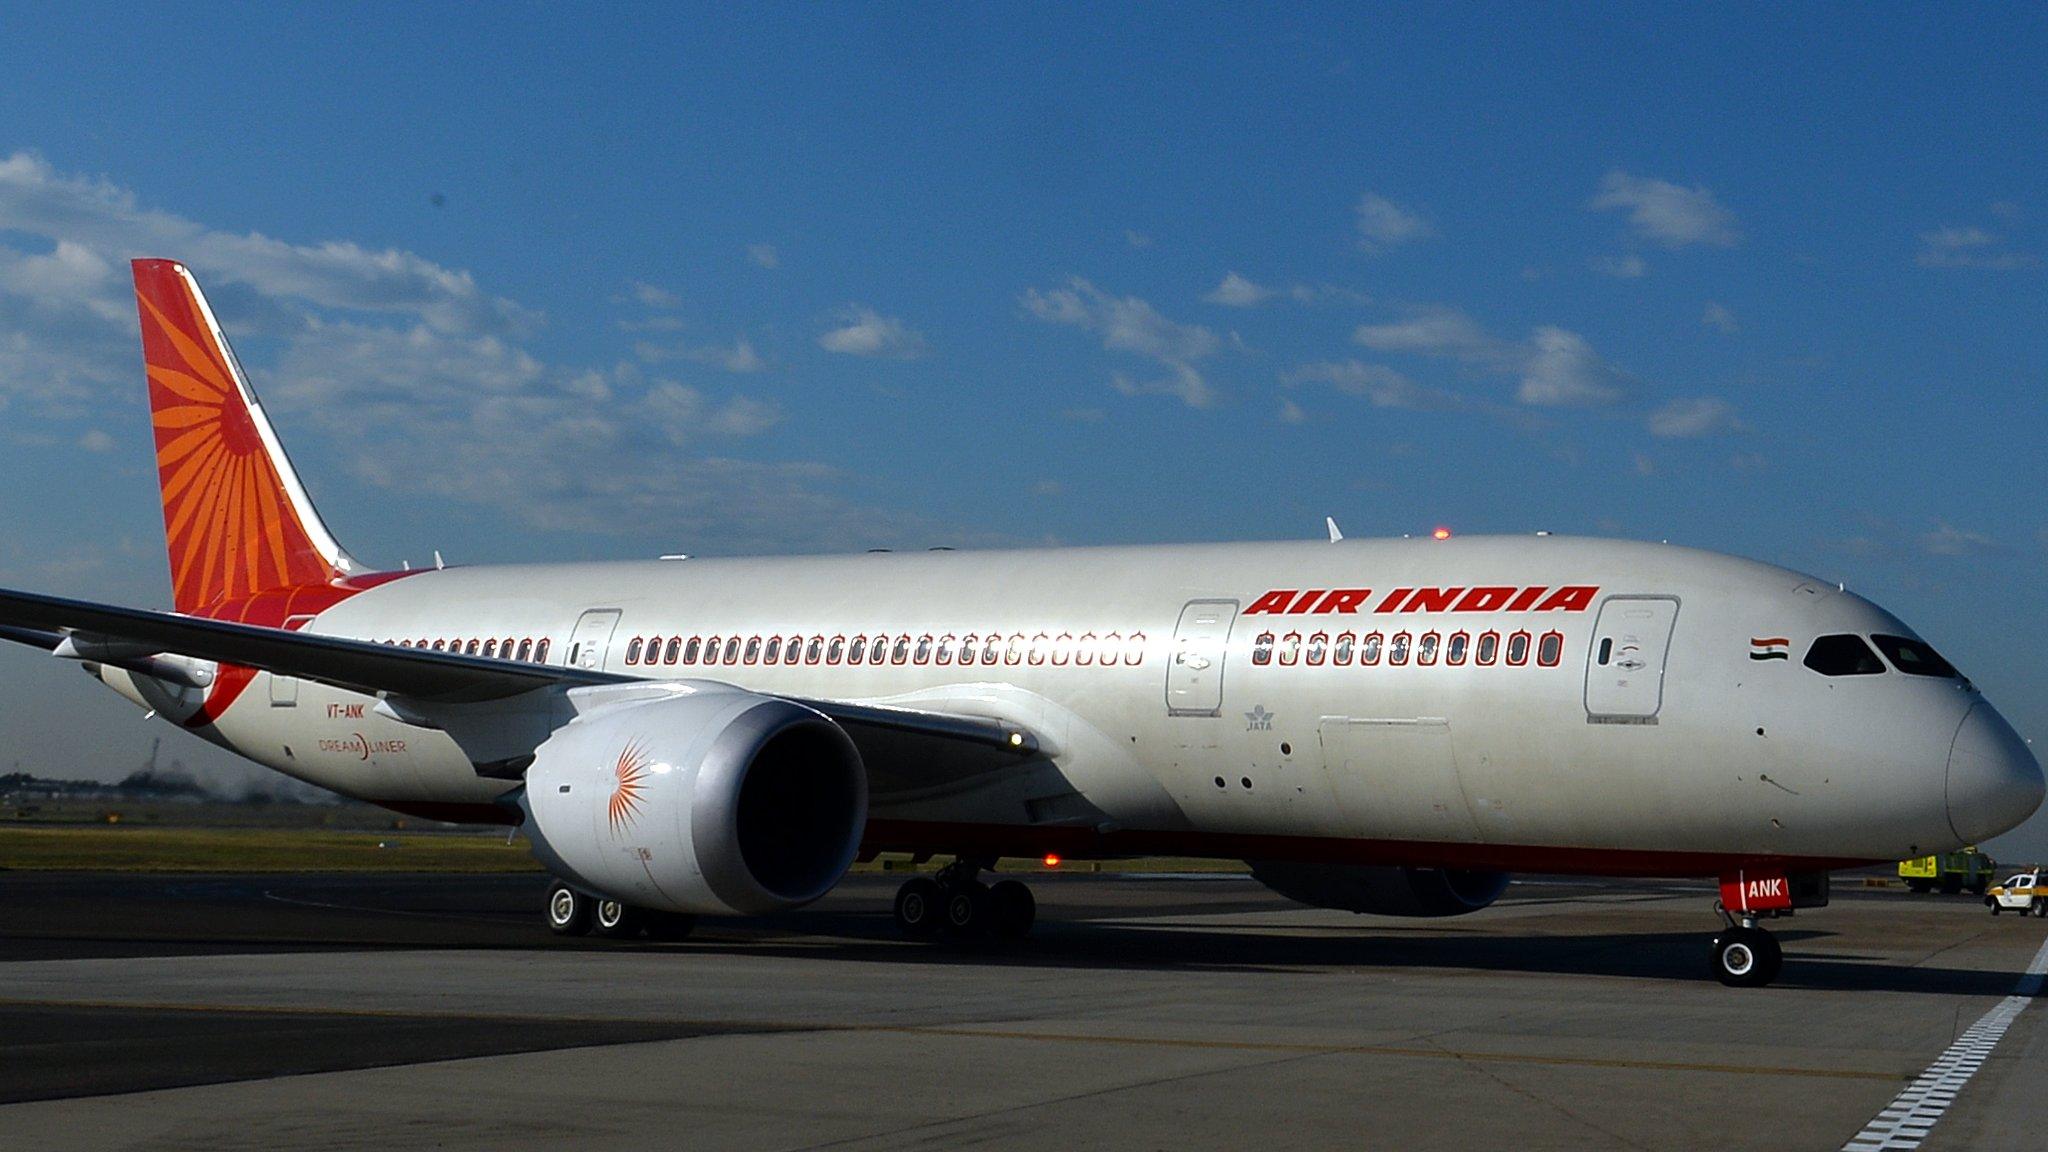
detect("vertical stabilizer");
top-left (133, 259), bottom-right (356, 615)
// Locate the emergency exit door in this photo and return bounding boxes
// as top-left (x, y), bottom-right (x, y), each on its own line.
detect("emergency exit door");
top-left (1584, 596), bottom-right (1679, 720)
top-left (1166, 599), bottom-right (1237, 716)
top-left (566, 609), bottom-right (623, 671)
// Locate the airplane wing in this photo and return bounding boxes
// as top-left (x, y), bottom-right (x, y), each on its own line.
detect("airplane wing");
top-left (0, 586), bottom-right (1039, 782)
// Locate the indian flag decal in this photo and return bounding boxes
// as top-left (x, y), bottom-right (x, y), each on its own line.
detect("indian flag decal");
top-left (1749, 637), bottom-right (1790, 661)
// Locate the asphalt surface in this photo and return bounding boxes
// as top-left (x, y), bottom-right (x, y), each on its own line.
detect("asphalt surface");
top-left (0, 870), bottom-right (2043, 1150)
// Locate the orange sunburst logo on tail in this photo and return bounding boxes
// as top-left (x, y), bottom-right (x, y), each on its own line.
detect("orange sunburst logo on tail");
top-left (134, 260), bottom-right (339, 616)
top-left (608, 741), bottom-right (651, 835)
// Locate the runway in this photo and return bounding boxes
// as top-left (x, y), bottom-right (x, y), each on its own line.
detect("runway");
top-left (1, 871), bottom-right (2044, 1151)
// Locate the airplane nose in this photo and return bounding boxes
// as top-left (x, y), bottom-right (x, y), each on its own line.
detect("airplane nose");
top-left (1946, 701), bottom-right (2044, 844)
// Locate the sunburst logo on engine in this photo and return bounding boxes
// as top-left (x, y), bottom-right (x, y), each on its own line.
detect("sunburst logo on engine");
top-left (607, 741), bottom-right (650, 835)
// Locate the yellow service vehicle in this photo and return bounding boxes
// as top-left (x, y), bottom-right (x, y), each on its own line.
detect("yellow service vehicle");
top-left (1987, 871), bottom-right (2045, 917)
top-left (1899, 848), bottom-right (1996, 894)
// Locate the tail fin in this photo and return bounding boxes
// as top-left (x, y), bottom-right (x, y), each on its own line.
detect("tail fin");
top-left (133, 259), bottom-right (357, 615)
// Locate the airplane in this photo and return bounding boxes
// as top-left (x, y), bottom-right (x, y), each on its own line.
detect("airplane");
top-left (1, 259), bottom-right (2039, 987)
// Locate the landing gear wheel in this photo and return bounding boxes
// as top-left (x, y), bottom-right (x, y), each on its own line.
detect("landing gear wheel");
top-left (894, 877), bottom-right (944, 937)
top-left (943, 882), bottom-right (991, 937)
top-left (546, 882), bottom-right (592, 937)
top-left (593, 898), bottom-right (642, 939)
top-left (1711, 926), bottom-right (1782, 987)
top-left (2035, 901), bottom-right (2046, 919)
top-left (988, 879), bottom-right (1036, 940)
top-left (1992, 903), bottom-right (2002, 916)
top-left (643, 911), bottom-right (698, 941)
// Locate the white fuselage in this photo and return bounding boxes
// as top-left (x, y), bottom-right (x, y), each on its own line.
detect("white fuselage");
top-left (98, 535), bottom-right (2040, 875)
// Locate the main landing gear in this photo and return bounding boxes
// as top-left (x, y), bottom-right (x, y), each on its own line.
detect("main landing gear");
top-left (545, 880), bottom-right (697, 941)
top-left (1709, 906), bottom-right (1783, 988)
top-left (893, 858), bottom-right (1037, 941)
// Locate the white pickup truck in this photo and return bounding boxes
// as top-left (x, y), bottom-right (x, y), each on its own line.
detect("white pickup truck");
top-left (1987, 872), bottom-right (2046, 917)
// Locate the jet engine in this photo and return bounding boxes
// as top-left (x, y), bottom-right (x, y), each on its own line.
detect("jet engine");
top-left (1247, 861), bottom-right (1510, 917)
top-left (522, 684), bottom-right (866, 916)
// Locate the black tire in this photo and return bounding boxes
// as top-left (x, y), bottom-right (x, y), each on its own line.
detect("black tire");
top-left (1941, 876), bottom-right (1963, 895)
top-left (1971, 879), bottom-right (1990, 896)
top-left (593, 898), bottom-right (642, 939)
top-left (2036, 901), bottom-right (2046, 919)
top-left (546, 882), bottom-right (592, 936)
top-left (1992, 904), bottom-right (2002, 916)
top-left (1711, 927), bottom-right (1781, 988)
top-left (643, 911), bottom-right (698, 941)
top-left (988, 879), bottom-right (1037, 940)
top-left (894, 877), bottom-right (944, 938)
top-left (942, 881), bottom-right (991, 938)
top-left (1907, 881), bottom-right (1931, 894)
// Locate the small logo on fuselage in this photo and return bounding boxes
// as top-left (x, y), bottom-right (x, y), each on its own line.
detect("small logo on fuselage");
top-left (1749, 637), bottom-right (1790, 661)
top-left (1245, 705), bottom-right (1274, 732)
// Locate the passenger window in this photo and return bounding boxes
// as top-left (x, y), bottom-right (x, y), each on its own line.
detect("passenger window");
top-left (936, 635), bottom-right (955, 665)
top-left (744, 637), bottom-right (762, 664)
top-left (1333, 632), bottom-right (1355, 666)
top-left (1100, 632), bottom-right (1121, 667)
top-left (1360, 632), bottom-right (1383, 666)
top-left (871, 636), bottom-right (890, 665)
top-left (848, 636), bottom-right (867, 663)
top-left (1506, 631), bottom-right (1530, 666)
top-left (985, 634), bottom-right (1004, 664)
top-left (625, 638), bottom-right (642, 664)
top-left (516, 639), bottom-right (533, 662)
top-left (1389, 632), bottom-right (1411, 665)
top-left (915, 635), bottom-right (934, 664)
top-left (893, 636), bottom-right (912, 664)
top-left (432, 639), bottom-right (447, 651)
top-left (464, 640), bottom-right (479, 656)
top-left (1027, 634), bottom-right (1047, 666)
top-left (705, 636), bottom-right (721, 664)
top-left (957, 635), bottom-right (976, 666)
top-left (679, 637), bottom-right (696, 664)
top-left (1597, 637), bottom-right (1613, 666)
top-left (1125, 632), bottom-right (1145, 665)
top-left (786, 637), bottom-right (804, 666)
top-left (1872, 635), bottom-right (1960, 679)
top-left (1306, 632), bottom-right (1328, 666)
top-left (828, 636), bottom-right (846, 664)
top-left (1417, 632), bottom-right (1440, 665)
top-left (1253, 632), bottom-right (1275, 666)
top-left (1804, 634), bottom-right (1885, 677)
top-left (1446, 632), bottom-right (1469, 665)
top-left (1278, 632), bottom-right (1301, 666)
top-left (1005, 634), bottom-right (1025, 665)
top-left (1052, 633), bottom-right (1072, 666)
top-left (765, 637), bottom-right (782, 663)
top-left (1476, 632), bottom-right (1498, 665)
top-left (484, 639), bottom-right (499, 659)
top-left (717, 638), bottom-right (735, 664)
top-left (1075, 633), bottom-right (1095, 666)
top-left (1537, 631), bottom-right (1563, 667)
top-left (535, 639), bottom-right (551, 663)
top-left (807, 637), bottom-right (825, 664)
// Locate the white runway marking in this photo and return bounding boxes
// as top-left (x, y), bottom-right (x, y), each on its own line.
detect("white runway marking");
top-left (1841, 931), bottom-right (2048, 1151)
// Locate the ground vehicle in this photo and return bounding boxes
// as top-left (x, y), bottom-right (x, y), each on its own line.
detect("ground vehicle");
top-left (1899, 847), bottom-right (1995, 894)
top-left (1986, 872), bottom-right (2045, 917)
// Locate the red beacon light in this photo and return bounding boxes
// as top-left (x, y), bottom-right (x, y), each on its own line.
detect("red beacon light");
top-left (1042, 854), bottom-right (1062, 869)
top-left (1432, 526), bottom-right (1452, 541)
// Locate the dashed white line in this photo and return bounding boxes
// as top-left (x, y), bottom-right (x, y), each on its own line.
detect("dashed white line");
top-left (1840, 931), bottom-right (2048, 1152)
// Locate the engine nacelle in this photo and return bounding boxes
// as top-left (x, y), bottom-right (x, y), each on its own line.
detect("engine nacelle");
top-left (1248, 861), bottom-right (1510, 917)
top-left (522, 684), bottom-right (866, 916)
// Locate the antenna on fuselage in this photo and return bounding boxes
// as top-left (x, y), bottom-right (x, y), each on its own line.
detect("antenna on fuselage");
top-left (433, 551), bottom-right (445, 570)
top-left (1325, 517), bottom-right (1344, 543)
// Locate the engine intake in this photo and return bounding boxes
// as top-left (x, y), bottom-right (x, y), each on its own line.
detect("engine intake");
top-left (1248, 861), bottom-right (1509, 917)
top-left (523, 685), bottom-right (866, 916)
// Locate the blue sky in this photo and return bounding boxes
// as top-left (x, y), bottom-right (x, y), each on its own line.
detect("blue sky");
top-left (0, 6), bottom-right (2043, 853)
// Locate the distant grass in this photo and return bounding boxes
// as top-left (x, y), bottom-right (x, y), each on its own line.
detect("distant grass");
top-left (0, 825), bottom-right (543, 873)
top-left (0, 824), bottom-right (1253, 876)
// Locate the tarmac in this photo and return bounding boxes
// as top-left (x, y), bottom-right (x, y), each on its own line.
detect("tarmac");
top-left (0, 869), bottom-right (2044, 1151)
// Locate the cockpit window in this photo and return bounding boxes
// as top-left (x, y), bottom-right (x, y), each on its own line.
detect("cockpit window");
top-left (1871, 635), bottom-right (1960, 679)
top-left (1803, 634), bottom-right (1885, 677)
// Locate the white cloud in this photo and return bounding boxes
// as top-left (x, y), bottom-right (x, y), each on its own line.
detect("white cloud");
top-left (626, 281), bottom-right (680, 309)
top-left (77, 428), bottom-right (114, 452)
top-left (1518, 327), bottom-right (1630, 406)
top-left (1916, 226), bottom-right (2037, 270)
top-left (636, 336), bottom-right (766, 374)
top-left (1124, 230), bottom-right (1153, 248)
top-left (1631, 450), bottom-right (1657, 477)
top-left (1289, 359), bottom-right (1456, 410)
top-left (747, 244), bottom-right (780, 269)
top-left (1275, 398), bottom-right (1305, 424)
top-left (1590, 254), bottom-right (1647, 279)
top-left (1590, 170), bottom-right (1741, 248)
top-left (818, 306), bottom-right (927, 359)
top-left (1022, 277), bottom-right (1221, 407)
top-left (1647, 396), bottom-right (1743, 438)
top-left (1355, 192), bottom-right (1433, 252)
top-left (1701, 302), bottom-right (1739, 333)
top-left (1922, 523), bottom-right (2002, 556)
top-left (1204, 272), bottom-right (1275, 307)
top-left (1353, 306), bottom-right (1510, 363)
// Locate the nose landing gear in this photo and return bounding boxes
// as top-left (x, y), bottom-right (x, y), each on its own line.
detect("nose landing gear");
top-left (893, 858), bottom-right (1037, 941)
top-left (1710, 905), bottom-right (1783, 987)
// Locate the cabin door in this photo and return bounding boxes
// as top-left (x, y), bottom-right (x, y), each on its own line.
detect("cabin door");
top-left (566, 609), bottom-right (624, 672)
top-left (1584, 596), bottom-right (1680, 721)
top-left (1165, 599), bottom-right (1238, 716)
